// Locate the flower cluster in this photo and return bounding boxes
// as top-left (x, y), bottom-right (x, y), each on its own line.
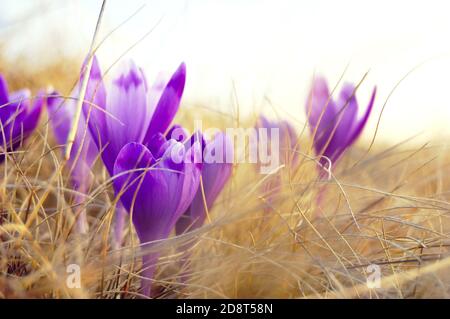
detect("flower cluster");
top-left (0, 57), bottom-right (376, 297)
top-left (49, 57), bottom-right (233, 296)
top-left (305, 76), bottom-right (376, 173)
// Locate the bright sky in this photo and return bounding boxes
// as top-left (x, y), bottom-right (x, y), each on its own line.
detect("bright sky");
top-left (1, 0), bottom-right (450, 145)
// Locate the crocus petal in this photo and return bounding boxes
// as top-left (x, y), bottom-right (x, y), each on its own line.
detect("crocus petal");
top-left (306, 76), bottom-right (335, 129)
top-left (113, 143), bottom-right (166, 241)
top-left (103, 60), bottom-right (151, 174)
top-left (5, 90), bottom-right (32, 147)
top-left (47, 90), bottom-right (72, 147)
top-left (257, 115), bottom-right (272, 129)
top-left (176, 133), bottom-right (233, 234)
top-left (143, 62), bottom-right (186, 143)
top-left (185, 130), bottom-right (206, 152)
top-left (21, 91), bottom-right (44, 139)
top-left (82, 55), bottom-right (107, 155)
top-left (166, 124), bottom-right (189, 143)
top-left (256, 116), bottom-right (298, 167)
top-left (347, 87), bottom-right (377, 147)
top-left (147, 71), bottom-right (168, 115)
top-left (2, 89), bottom-right (30, 130)
top-left (157, 138), bottom-right (178, 160)
top-left (279, 120), bottom-right (299, 164)
top-left (0, 75), bottom-right (10, 119)
top-left (113, 141), bottom-right (201, 242)
top-left (306, 77), bottom-right (339, 158)
top-left (146, 132), bottom-right (167, 157)
top-left (326, 83), bottom-right (358, 162)
top-left (259, 118), bottom-right (298, 153)
top-left (170, 140), bottom-right (203, 226)
top-left (48, 89), bottom-right (97, 188)
top-left (335, 83), bottom-right (358, 139)
top-left (160, 140), bottom-right (186, 172)
top-left (155, 128), bottom-right (191, 158)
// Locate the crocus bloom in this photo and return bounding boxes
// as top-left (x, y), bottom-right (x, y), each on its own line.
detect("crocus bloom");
top-left (256, 115), bottom-right (298, 165)
top-left (83, 58), bottom-right (186, 175)
top-left (47, 89), bottom-right (98, 189)
top-left (113, 139), bottom-right (202, 296)
top-left (81, 57), bottom-right (186, 246)
top-left (306, 76), bottom-right (376, 171)
top-left (0, 75), bottom-right (43, 164)
top-left (175, 132), bottom-right (233, 235)
top-left (255, 116), bottom-right (298, 210)
top-left (47, 88), bottom-right (99, 233)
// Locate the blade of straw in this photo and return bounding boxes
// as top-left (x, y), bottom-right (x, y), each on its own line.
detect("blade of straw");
top-left (65, 0), bottom-right (107, 160)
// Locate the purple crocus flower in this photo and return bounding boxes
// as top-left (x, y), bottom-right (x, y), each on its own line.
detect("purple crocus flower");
top-left (80, 57), bottom-right (186, 246)
top-left (47, 87), bottom-right (99, 233)
top-left (175, 132), bottom-right (233, 235)
top-left (113, 139), bottom-right (202, 297)
top-left (255, 116), bottom-right (298, 211)
top-left (306, 76), bottom-right (376, 171)
top-left (256, 115), bottom-right (298, 165)
top-left (0, 75), bottom-right (43, 164)
top-left (83, 58), bottom-right (186, 175)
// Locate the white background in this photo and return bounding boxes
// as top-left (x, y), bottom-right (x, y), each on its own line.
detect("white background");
top-left (1, 0), bottom-right (450, 145)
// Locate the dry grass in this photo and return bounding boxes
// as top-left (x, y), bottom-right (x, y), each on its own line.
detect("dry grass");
top-left (1, 51), bottom-right (450, 299)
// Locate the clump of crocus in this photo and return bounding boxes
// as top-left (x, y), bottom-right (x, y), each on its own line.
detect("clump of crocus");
top-left (80, 57), bottom-right (186, 247)
top-left (113, 139), bottom-right (202, 296)
top-left (306, 76), bottom-right (376, 173)
top-left (175, 131), bottom-right (234, 235)
top-left (0, 75), bottom-right (43, 164)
